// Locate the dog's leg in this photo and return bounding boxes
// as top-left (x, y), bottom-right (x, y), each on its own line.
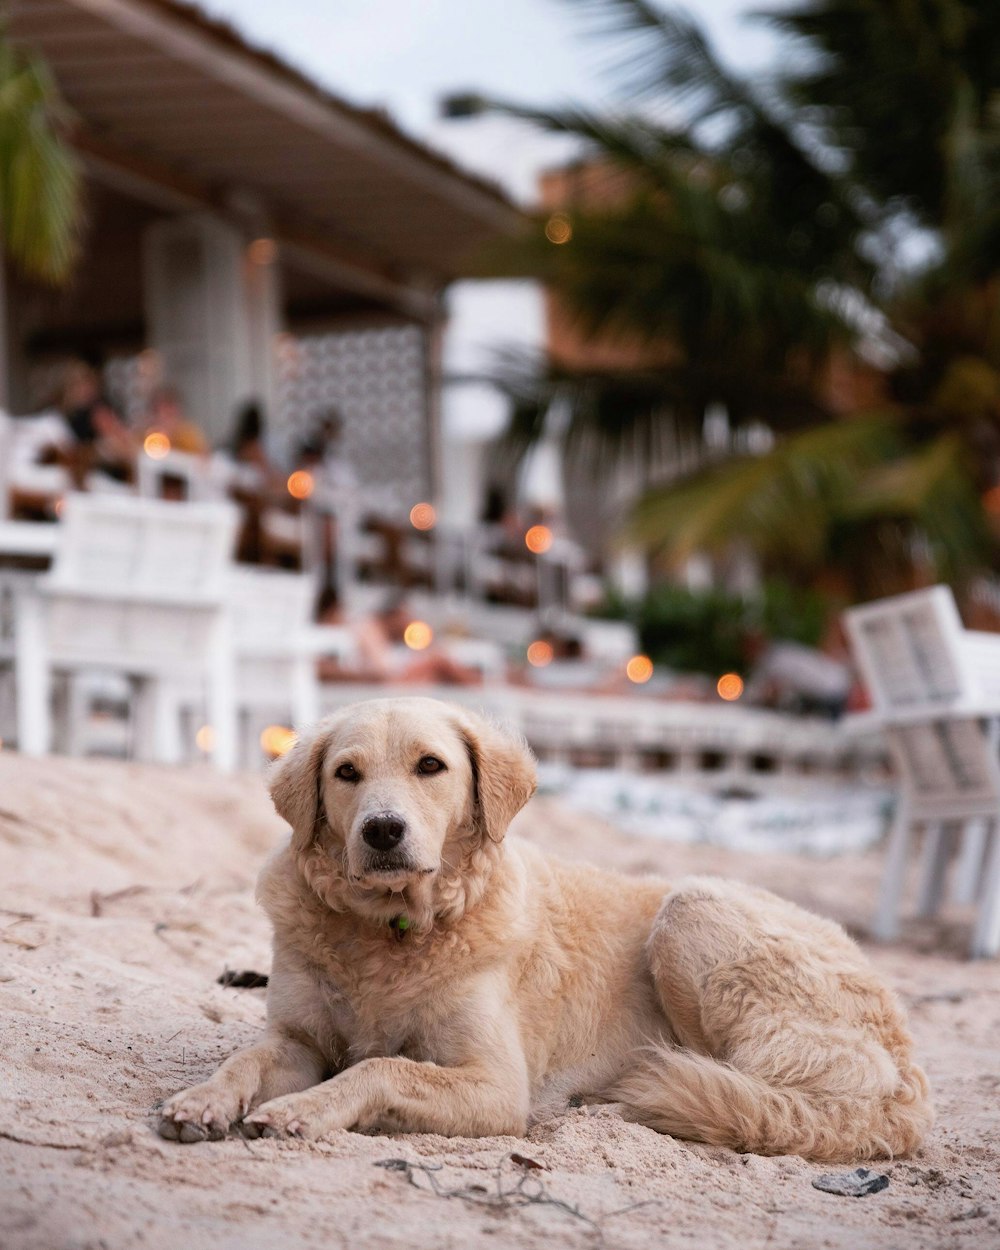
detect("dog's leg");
top-left (158, 1031), bottom-right (325, 1142)
top-left (244, 1054), bottom-right (529, 1140)
top-left (614, 876), bottom-right (932, 1160)
top-left (245, 1003), bottom-right (529, 1140)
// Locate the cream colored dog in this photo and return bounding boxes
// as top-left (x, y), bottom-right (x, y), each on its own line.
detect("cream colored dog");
top-left (158, 697), bottom-right (932, 1160)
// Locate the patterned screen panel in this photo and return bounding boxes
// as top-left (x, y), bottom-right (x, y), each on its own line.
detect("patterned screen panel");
top-left (276, 325), bottom-right (431, 515)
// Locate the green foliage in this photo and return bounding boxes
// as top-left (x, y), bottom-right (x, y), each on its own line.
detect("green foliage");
top-left (458, 0), bottom-right (1000, 599)
top-left (0, 34), bottom-right (82, 283)
top-left (602, 578), bottom-right (828, 675)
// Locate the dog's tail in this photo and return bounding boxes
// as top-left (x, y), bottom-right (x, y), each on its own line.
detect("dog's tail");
top-left (613, 1043), bottom-right (932, 1162)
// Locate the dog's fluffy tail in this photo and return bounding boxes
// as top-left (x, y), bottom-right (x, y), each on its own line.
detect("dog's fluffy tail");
top-left (613, 1043), bottom-right (932, 1162)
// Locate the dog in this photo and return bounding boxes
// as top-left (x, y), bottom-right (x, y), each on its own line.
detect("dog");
top-left (158, 697), bottom-right (932, 1159)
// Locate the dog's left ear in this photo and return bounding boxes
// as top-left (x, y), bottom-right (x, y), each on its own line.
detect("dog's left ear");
top-left (456, 710), bottom-right (537, 843)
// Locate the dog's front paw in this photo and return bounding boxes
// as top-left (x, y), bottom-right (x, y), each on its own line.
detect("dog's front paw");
top-left (158, 1082), bottom-right (242, 1143)
top-left (243, 1089), bottom-right (347, 1141)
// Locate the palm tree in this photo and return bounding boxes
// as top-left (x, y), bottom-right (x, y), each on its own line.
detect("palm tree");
top-left (449, 0), bottom-right (1000, 602)
top-left (0, 31), bottom-right (82, 284)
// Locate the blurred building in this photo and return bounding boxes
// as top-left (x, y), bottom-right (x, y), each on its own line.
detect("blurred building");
top-left (3, 0), bottom-right (519, 503)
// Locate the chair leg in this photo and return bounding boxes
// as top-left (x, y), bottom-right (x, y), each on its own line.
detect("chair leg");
top-left (916, 821), bottom-right (952, 918)
top-left (952, 817), bottom-right (989, 906)
top-left (151, 681), bottom-right (183, 765)
top-left (130, 676), bottom-right (157, 762)
top-left (207, 619), bottom-right (236, 773)
top-left (291, 656), bottom-right (320, 734)
top-left (873, 800), bottom-right (913, 941)
top-left (971, 822), bottom-right (1000, 959)
top-left (14, 590), bottom-right (51, 757)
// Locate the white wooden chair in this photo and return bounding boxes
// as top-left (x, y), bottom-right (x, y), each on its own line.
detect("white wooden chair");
top-left (845, 585), bottom-right (1000, 957)
top-left (15, 494), bottom-right (240, 770)
top-left (225, 566), bottom-right (355, 765)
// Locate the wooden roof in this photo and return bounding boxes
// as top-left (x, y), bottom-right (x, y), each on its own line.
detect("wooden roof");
top-left (7, 0), bottom-right (521, 317)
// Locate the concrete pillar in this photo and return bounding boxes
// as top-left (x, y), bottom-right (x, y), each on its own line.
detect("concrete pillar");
top-left (142, 212), bottom-right (282, 445)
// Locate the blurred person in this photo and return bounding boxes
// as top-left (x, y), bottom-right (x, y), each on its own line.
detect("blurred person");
top-left (743, 630), bottom-right (851, 719)
top-left (320, 592), bottom-right (480, 686)
top-left (225, 401), bottom-right (286, 563)
top-left (59, 360), bottom-right (136, 488)
top-left (143, 385), bottom-right (210, 455)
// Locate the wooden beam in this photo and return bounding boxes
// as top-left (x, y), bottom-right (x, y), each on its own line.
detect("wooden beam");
top-left (73, 131), bottom-right (440, 321)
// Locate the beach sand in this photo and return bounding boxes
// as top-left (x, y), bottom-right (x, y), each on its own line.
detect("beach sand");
top-left (1, 752), bottom-right (997, 1250)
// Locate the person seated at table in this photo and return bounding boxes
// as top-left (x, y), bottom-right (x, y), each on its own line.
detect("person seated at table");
top-left (143, 385), bottom-right (210, 455)
top-left (319, 593), bottom-right (481, 686)
top-left (59, 360), bottom-right (136, 487)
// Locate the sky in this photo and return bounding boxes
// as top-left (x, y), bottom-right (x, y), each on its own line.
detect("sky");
top-left (197, 0), bottom-right (786, 201)
top-left (193, 1), bottom-right (789, 469)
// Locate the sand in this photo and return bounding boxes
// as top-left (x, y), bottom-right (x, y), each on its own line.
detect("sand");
top-left (1, 751), bottom-right (998, 1250)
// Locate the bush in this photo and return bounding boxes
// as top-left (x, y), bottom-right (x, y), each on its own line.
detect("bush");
top-left (601, 580), bottom-right (829, 675)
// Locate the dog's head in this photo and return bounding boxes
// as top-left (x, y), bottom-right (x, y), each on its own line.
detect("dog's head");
top-left (267, 697), bottom-right (536, 921)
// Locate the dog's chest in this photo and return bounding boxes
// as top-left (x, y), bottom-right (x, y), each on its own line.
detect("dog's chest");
top-left (302, 927), bottom-right (478, 1063)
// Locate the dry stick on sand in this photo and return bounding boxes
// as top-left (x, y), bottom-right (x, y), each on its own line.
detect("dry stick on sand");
top-left (374, 1154), bottom-right (656, 1240)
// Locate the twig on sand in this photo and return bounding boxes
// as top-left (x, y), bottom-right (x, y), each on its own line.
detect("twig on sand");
top-left (374, 1154), bottom-right (655, 1240)
top-left (90, 885), bottom-right (150, 917)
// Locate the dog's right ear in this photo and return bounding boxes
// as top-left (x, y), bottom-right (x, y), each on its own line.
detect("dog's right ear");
top-left (267, 720), bottom-right (335, 850)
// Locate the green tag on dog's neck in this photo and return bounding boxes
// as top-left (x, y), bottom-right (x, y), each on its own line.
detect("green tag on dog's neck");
top-left (389, 915), bottom-right (410, 941)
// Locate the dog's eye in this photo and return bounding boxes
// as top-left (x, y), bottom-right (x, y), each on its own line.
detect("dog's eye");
top-left (335, 762), bottom-right (359, 782)
top-left (416, 755), bottom-right (446, 775)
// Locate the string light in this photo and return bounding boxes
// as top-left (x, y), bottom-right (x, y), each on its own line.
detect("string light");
top-left (403, 620), bottom-right (433, 650)
top-left (626, 655), bottom-right (654, 684)
top-left (526, 640), bottom-right (554, 667)
top-left (545, 214), bottom-right (572, 244)
top-left (248, 237), bottom-right (277, 265)
top-left (525, 525), bottom-right (553, 554)
top-left (260, 725), bottom-right (297, 757)
top-left (287, 470), bottom-right (314, 500)
top-left (144, 432), bottom-right (171, 460)
top-left (410, 502), bottom-right (437, 530)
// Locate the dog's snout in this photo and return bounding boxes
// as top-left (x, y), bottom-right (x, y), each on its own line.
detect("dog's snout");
top-left (361, 813), bottom-right (407, 851)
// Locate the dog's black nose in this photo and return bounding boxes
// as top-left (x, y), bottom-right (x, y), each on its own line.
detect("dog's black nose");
top-left (361, 813), bottom-right (407, 851)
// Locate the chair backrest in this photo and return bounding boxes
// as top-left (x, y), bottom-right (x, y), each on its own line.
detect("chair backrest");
top-left (227, 566), bottom-right (316, 650)
top-left (137, 449), bottom-right (226, 503)
top-left (888, 718), bottom-right (1000, 819)
top-left (49, 493), bottom-right (238, 602)
top-left (844, 585), bottom-right (971, 716)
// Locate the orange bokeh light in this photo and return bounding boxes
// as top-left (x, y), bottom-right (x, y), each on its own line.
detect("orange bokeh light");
top-left (410, 502), bottom-right (437, 531)
top-left (717, 673), bottom-right (745, 701)
top-left (260, 725), bottom-right (297, 758)
top-left (524, 524), bottom-right (554, 554)
top-left (403, 620), bottom-right (433, 651)
top-left (144, 431), bottom-right (171, 460)
top-left (526, 640), bottom-right (554, 667)
top-left (287, 470), bottom-right (314, 500)
top-left (195, 725), bottom-right (215, 753)
top-left (626, 655), bottom-right (654, 684)
top-left (984, 485), bottom-right (1000, 516)
top-left (545, 213), bottom-right (573, 244)
top-left (248, 237), bottom-right (277, 265)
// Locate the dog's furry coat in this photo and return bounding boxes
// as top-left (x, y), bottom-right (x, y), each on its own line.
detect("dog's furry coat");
top-left (159, 698), bottom-right (932, 1160)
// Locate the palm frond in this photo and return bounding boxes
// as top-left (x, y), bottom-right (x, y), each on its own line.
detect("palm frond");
top-left (627, 415), bottom-right (898, 566)
top-left (0, 35), bottom-right (82, 284)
